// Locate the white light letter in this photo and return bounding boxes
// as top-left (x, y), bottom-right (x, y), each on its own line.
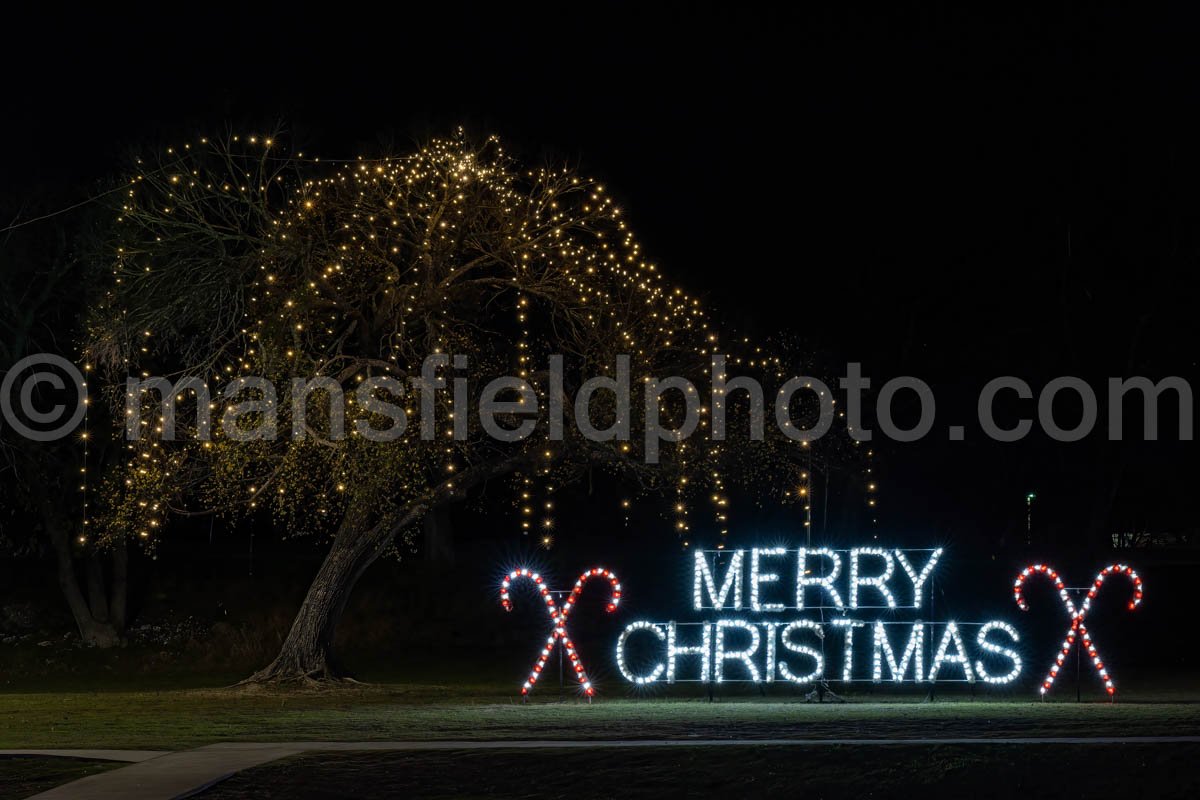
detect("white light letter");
top-left (975, 621), bottom-right (1023, 684)
top-left (667, 622), bottom-right (712, 683)
top-left (894, 548), bottom-right (942, 609)
top-left (693, 549), bottom-right (744, 610)
top-left (797, 548), bottom-right (844, 610)
top-left (762, 622), bottom-right (779, 683)
top-left (778, 620), bottom-right (825, 683)
top-left (750, 547), bottom-right (787, 612)
top-left (714, 619), bottom-right (762, 683)
top-left (928, 621), bottom-right (975, 683)
top-left (872, 622), bottom-right (925, 683)
top-left (849, 547), bottom-right (897, 609)
top-left (616, 621), bottom-right (667, 685)
top-left (832, 619), bottom-right (865, 682)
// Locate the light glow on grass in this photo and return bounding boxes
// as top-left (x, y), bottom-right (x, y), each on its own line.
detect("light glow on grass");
top-left (1, 684), bottom-right (1198, 751)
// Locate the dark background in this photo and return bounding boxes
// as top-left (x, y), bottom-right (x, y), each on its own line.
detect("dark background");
top-left (1, 6), bottom-right (1197, 681)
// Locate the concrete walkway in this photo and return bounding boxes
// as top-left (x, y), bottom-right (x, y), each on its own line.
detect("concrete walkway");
top-left (0, 749), bottom-right (165, 762)
top-left (12, 736), bottom-right (1200, 799)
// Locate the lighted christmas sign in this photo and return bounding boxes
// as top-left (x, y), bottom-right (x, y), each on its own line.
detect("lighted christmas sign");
top-left (499, 547), bottom-right (1144, 700)
top-left (1013, 562), bottom-right (1143, 696)
top-left (500, 566), bottom-right (621, 697)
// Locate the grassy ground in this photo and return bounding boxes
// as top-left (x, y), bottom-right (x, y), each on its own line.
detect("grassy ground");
top-left (1, 680), bottom-right (1199, 750)
top-left (0, 757), bottom-right (120, 800)
top-left (197, 744), bottom-right (1200, 799)
top-left (2, 672), bottom-right (1197, 798)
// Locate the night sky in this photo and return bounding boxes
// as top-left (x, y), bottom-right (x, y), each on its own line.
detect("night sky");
top-left (3, 6), bottom-right (1197, 551)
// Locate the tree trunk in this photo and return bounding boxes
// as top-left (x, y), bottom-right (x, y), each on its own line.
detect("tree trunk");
top-left (245, 453), bottom-right (533, 684)
top-left (109, 538), bottom-right (128, 631)
top-left (423, 507), bottom-right (455, 565)
top-left (245, 513), bottom-right (409, 683)
top-left (85, 553), bottom-right (110, 623)
top-left (44, 506), bottom-right (122, 648)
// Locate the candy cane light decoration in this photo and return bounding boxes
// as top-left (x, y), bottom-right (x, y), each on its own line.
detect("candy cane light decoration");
top-left (501, 566), bottom-right (621, 698)
top-left (1013, 563), bottom-right (1143, 697)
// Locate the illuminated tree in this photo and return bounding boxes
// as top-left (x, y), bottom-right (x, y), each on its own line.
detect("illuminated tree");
top-left (0, 209), bottom-right (127, 646)
top-left (89, 130), bottom-right (842, 682)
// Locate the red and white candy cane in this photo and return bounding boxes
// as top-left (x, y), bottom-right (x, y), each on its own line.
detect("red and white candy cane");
top-left (501, 566), bottom-right (622, 698)
top-left (1013, 563), bottom-right (1143, 697)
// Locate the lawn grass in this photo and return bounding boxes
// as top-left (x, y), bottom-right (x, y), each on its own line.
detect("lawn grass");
top-left (0, 757), bottom-right (120, 800)
top-left (196, 744), bottom-right (1200, 799)
top-left (1, 680), bottom-right (1199, 750)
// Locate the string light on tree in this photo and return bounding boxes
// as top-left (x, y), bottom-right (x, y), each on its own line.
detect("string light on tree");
top-left (89, 129), bottom-right (861, 683)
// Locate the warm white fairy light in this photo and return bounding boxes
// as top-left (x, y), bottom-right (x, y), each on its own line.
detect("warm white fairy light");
top-left (693, 548), bottom-right (744, 610)
top-left (107, 131), bottom-right (819, 569)
top-left (713, 619), bottom-right (761, 683)
top-left (749, 547), bottom-right (787, 612)
top-left (928, 621), bottom-right (974, 682)
top-left (872, 621), bottom-right (925, 683)
top-left (974, 621), bottom-right (1022, 684)
top-left (615, 621), bottom-right (667, 685)
top-left (777, 619), bottom-right (824, 683)
top-left (849, 547), bottom-right (897, 609)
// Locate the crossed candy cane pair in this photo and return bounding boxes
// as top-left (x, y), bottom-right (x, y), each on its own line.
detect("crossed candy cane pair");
top-left (1013, 563), bottom-right (1143, 697)
top-left (501, 566), bottom-right (621, 697)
